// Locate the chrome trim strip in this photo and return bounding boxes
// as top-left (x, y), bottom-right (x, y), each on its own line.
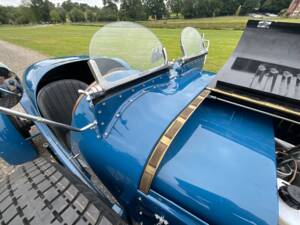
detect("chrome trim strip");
top-left (208, 95), bottom-right (300, 125)
top-left (139, 89), bottom-right (211, 194)
top-left (206, 87), bottom-right (300, 117)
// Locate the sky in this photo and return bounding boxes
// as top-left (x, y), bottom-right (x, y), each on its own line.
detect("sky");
top-left (0, 0), bottom-right (102, 7)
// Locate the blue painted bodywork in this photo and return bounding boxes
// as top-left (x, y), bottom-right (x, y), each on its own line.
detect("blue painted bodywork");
top-left (22, 56), bottom-right (89, 103)
top-left (71, 63), bottom-right (278, 224)
top-left (10, 54), bottom-right (278, 224)
top-left (153, 99), bottom-right (277, 225)
top-left (71, 68), bottom-right (214, 197)
top-left (20, 56), bottom-right (108, 194)
top-left (0, 113), bottom-right (37, 164)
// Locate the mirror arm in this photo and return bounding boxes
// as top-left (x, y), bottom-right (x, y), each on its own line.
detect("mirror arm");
top-left (0, 87), bottom-right (20, 96)
top-left (0, 106), bottom-right (97, 132)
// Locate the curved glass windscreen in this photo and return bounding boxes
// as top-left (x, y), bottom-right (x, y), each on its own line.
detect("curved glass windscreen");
top-left (89, 22), bottom-right (166, 90)
top-left (181, 27), bottom-right (207, 59)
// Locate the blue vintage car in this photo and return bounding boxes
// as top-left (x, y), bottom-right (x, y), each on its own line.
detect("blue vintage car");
top-left (0, 20), bottom-right (299, 225)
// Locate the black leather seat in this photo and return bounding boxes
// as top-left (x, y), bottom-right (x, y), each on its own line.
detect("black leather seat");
top-left (37, 79), bottom-right (88, 148)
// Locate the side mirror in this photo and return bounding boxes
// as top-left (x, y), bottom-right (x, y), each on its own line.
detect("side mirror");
top-left (180, 27), bottom-right (209, 59)
top-left (0, 63), bottom-right (23, 108)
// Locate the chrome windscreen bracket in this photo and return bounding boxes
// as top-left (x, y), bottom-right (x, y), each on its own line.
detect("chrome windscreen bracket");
top-left (78, 83), bottom-right (104, 108)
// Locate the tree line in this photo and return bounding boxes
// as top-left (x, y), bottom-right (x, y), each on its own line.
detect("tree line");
top-left (0, 0), bottom-right (292, 25)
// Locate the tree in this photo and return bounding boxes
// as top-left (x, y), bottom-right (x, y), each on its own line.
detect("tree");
top-left (13, 6), bottom-right (35, 24)
top-left (0, 6), bottom-right (8, 24)
top-left (119, 0), bottom-right (147, 20)
top-left (209, 0), bottom-right (223, 17)
top-left (86, 9), bottom-right (97, 22)
top-left (261, 0), bottom-right (291, 13)
top-left (96, 3), bottom-right (118, 21)
top-left (193, 0), bottom-right (210, 17)
top-left (61, 0), bottom-right (74, 11)
top-left (182, 0), bottom-right (223, 18)
top-left (102, 0), bottom-right (120, 6)
top-left (241, 0), bottom-right (260, 14)
top-left (144, 0), bottom-right (167, 19)
top-left (57, 7), bottom-right (66, 23)
top-left (30, 0), bottom-right (54, 23)
top-left (50, 9), bottom-right (61, 23)
top-left (220, 0), bottom-right (243, 16)
top-left (167, 0), bottom-right (183, 17)
top-left (182, 0), bottom-right (195, 18)
top-left (68, 8), bottom-right (86, 22)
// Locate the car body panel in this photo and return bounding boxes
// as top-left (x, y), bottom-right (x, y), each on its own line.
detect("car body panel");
top-left (134, 190), bottom-right (209, 224)
top-left (23, 56), bottom-right (89, 104)
top-left (71, 63), bottom-right (278, 224)
top-left (0, 113), bottom-right (37, 164)
top-left (71, 68), bottom-right (215, 203)
top-left (16, 52), bottom-right (279, 224)
top-left (153, 99), bottom-right (278, 225)
top-left (20, 56), bottom-right (109, 195)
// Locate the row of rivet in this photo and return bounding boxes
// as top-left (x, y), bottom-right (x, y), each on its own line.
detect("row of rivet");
top-left (96, 75), bottom-right (168, 138)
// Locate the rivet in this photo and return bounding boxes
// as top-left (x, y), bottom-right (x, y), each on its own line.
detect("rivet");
top-left (98, 110), bottom-right (102, 114)
top-left (102, 102), bottom-right (106, 106)
top-left (139, 211), bottom-right (143, 215)
top-left (116, 113), bottom-right (120, 118)
top-left (119, 95), bottom-right (122, 98)
top-left (104, 132), bottom-right (108, 137)
top-left (129, 99), bottom-right (133, 102)
top-left (96, 134), bottom-right (101, 139)
top-left (101, 122), bottom-right (105, 126)
top-left (42, 143), bottom-right (49, 148)
top-left (138, 197), bottom-right (142, 201)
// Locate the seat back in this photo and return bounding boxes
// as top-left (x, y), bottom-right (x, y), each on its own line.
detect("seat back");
top-left (37, 79), bottom-right (88, 146)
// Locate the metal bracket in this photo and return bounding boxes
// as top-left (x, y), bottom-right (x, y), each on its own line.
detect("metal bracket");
top-left (0, 106), bottom-right (98, 132)
top-left (0, 87), bottom-right (20, 96)
top-left (78, 84), bottom-right (104, 108)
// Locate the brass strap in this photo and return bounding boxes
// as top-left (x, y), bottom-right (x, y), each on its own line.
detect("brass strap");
top-left (207, 87), bottom-right (300, 117)
top-left (139, 89), bottom-right (211, 194)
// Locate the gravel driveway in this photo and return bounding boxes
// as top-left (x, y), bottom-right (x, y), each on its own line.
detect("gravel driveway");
top-left (0, 40), bottom-right (47, 180)
top-left (0, 39), bottom-right (47, 76)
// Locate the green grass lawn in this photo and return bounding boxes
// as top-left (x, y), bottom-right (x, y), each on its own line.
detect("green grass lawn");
top-left (0, 24), bottom-right (242, 72)
top-left (142, 16), bottom-right (300, 29)
top-left (78, 16), bottom-right (300, 30)
top-left (1, 16), bottom-right (299, 71)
